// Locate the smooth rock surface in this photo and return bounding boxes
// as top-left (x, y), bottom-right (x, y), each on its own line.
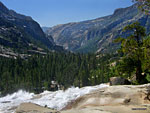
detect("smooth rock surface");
top-left (15, 84), bottom-right (150, 113)
top-left (15, 103), bottom-right (58, 113)
top-left (62, 84), bottom-right (150, 113)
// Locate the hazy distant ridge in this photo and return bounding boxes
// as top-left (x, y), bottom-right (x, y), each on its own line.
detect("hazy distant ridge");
top-left (45, 4), bottom-right (150, 53)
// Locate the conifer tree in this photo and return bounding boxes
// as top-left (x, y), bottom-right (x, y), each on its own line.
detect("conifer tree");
top-left (115, 22), bottom-right (149, 83)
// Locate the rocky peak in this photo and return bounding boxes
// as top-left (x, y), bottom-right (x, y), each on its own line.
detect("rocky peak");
top-left (0, 1), bottom-right (9, 13)
top-left (0, 2), bottom-right (32, 21)
top-left (9, 10), bottom-right (32, 20)
top-left (0, 1), bottom-right (60, 53)
top-left (113, 8), bottom-right (124, 16)
top-left (112, 4), bottom-right (137, 18)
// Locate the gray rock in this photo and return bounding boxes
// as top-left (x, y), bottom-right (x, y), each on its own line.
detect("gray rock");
top-left (110, 77), bottom-right (131, 85)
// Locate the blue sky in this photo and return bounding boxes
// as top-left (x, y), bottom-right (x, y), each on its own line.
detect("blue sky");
top-left (1, 0), bottom-right (133, 27)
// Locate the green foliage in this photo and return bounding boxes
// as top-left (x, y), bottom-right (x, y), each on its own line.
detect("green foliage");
top-left (0, 52), bottom-right (116, 95)
top-left (115, 22), bottom-right (150, 84)
top-left (146, 74), bottom-right (150, 82)
top-left (116, 58), bottom-right (136, 78)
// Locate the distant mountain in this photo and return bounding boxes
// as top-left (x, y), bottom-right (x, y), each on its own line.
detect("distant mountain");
top-left (42, 27), bottom-right (49, 33)
top-left (45, 4), bottom-right (150, 53)
top-left (0, 1), bottom-right (63, 57)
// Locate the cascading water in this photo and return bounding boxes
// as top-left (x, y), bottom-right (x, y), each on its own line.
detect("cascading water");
top-left (0, 84), bottom-right (108, 113)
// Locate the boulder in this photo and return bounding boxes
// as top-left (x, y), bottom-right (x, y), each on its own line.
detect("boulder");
top-left (110, 77), bottom-right (131, 85)
top-left (15, 103), bottom-right (59, 113)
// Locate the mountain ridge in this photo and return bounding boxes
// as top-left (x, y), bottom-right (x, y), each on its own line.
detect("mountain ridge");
top-left (45, 4), bottom-right (150, 53)
top-left (0, 1), bottom-right (63, 57)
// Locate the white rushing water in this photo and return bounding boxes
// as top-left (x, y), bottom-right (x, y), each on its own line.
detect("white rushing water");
top-left (0, 84), bottom-right (109, 113)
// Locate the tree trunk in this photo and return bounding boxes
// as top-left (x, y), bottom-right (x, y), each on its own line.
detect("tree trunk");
top-left (136, 60), bottom-right (143, 84)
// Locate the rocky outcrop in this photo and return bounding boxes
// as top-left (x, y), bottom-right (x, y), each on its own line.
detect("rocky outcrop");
top-left (15, 84), bottom-right (150, 113)
top-left (15, 103), bottom-right (58, 113)
top-left (110, 77), bottom-right (131, 85)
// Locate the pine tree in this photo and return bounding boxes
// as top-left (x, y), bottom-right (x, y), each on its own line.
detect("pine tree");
top-left (115, 22), bottom-right (149, 83)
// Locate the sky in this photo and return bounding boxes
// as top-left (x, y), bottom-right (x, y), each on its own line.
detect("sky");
top-left (0, 0), bottom-right (133, 27)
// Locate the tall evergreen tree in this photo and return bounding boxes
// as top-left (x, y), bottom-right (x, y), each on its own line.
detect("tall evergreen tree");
top-left (115, 22), bottom-right (149, 83)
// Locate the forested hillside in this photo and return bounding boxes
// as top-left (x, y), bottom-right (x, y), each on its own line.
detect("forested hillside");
top-left (0, 52), bottom-right (118, 95)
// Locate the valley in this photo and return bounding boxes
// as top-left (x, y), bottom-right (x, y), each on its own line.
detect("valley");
top-left (0, 0), bottom-right (150, 113)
